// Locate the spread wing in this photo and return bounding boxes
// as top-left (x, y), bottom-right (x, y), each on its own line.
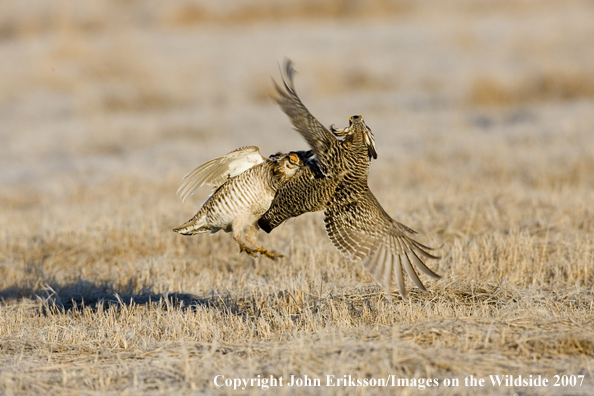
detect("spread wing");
top-left (274, 60), bottom-right (338, 175)
top-left (258, 159), bottom-right (336, 233)
top-left (177, 146), bottom-right (264, 202)
top-left (324, 189), bottom-right (440, 299)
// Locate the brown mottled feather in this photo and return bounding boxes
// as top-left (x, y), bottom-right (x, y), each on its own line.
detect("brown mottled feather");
top-left (262, 60), bottom-right (440, 297)
top-left (273, 60), bottom-right (337, 176)
top-left (174, 150), bottom-right (305, 259)
top-left (324, 189), bottom-right (440, 299)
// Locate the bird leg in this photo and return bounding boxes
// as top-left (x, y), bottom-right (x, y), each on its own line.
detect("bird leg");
top-left (232, 219), bottom-right (260, 258)
top-left (245, 229), bottom-right (284, 260)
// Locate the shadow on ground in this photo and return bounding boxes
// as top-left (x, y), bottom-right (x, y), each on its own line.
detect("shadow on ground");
top-left (0, 279), bottom-right (246, 313)
top-left (3, 278), bottom-right (571, 318)
top-left (0, 278), bottom-right (391, 320)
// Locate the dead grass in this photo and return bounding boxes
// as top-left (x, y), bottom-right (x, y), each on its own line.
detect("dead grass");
top-left (2, 128), bottom-right (594, 394)
top-left (0, 0), bottom-right (414, 38)
top-left (469, 70), bottom-right (594, 106)
top-left (164, 0), bottom-right (413, 27)
top-left (2, 0), bottom-right (594, 394)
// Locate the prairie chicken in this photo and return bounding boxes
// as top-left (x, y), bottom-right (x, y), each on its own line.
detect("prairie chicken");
top-left (173, 146), bottom-right (305, 259)
top-left (259, 60), bottom-right (440, 298)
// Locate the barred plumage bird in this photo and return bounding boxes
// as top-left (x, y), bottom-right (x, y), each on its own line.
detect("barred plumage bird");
top-left (259, 60), bottom-right (440, 298)
top-left (173, 147), bottom-right (305, 259)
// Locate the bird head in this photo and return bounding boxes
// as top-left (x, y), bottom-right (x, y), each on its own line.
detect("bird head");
top-left (330, 115), bottom-right (377, 160)
top-left (273, 152), bottom-right (304, 181)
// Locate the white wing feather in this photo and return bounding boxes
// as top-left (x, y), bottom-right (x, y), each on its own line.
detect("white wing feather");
top-left (177, 146), bottom-right (265, 202)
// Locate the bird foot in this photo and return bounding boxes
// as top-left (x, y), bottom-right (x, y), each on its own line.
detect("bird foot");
top-left (259, 249), bottom-right (284, 260)
top-left (239, 244), bottom-right (258, 258)
top-left (239, 243), bottom-right (283, 260)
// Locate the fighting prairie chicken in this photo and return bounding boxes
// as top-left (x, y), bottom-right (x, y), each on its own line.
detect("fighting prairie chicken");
top-left (173, 147), bottom-right (305, 259)
top-left (259, 60), bottom-right (440, 298)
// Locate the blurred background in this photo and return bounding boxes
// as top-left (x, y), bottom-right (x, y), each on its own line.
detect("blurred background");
top-left (1, 4), bottom-right (593, 391)
top-left (1, 0), bottom-right (593, 224)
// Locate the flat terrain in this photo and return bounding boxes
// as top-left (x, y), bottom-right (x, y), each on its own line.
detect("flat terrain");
top-left (1, 1), bottom-right (593, 394)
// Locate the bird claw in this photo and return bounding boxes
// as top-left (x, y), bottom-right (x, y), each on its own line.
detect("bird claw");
top-left (239, 244), bottom-right (283, 260)
top-left (260, 249), bottom-right (284, 260)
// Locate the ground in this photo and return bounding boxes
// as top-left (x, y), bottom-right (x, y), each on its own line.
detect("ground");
top-left (1, 1), bottom-right (593, 395)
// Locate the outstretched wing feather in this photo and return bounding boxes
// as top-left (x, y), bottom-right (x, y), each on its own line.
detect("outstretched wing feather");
top-left (177, 146), bottom-right (264, 202)
top-left (323, 189), bottom-right (440, 298)
top-left (274, 60), bottom-right (337, 175)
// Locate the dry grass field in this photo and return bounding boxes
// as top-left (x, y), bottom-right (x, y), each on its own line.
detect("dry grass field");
top-left (1, 1), bottom-right (594, 395)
